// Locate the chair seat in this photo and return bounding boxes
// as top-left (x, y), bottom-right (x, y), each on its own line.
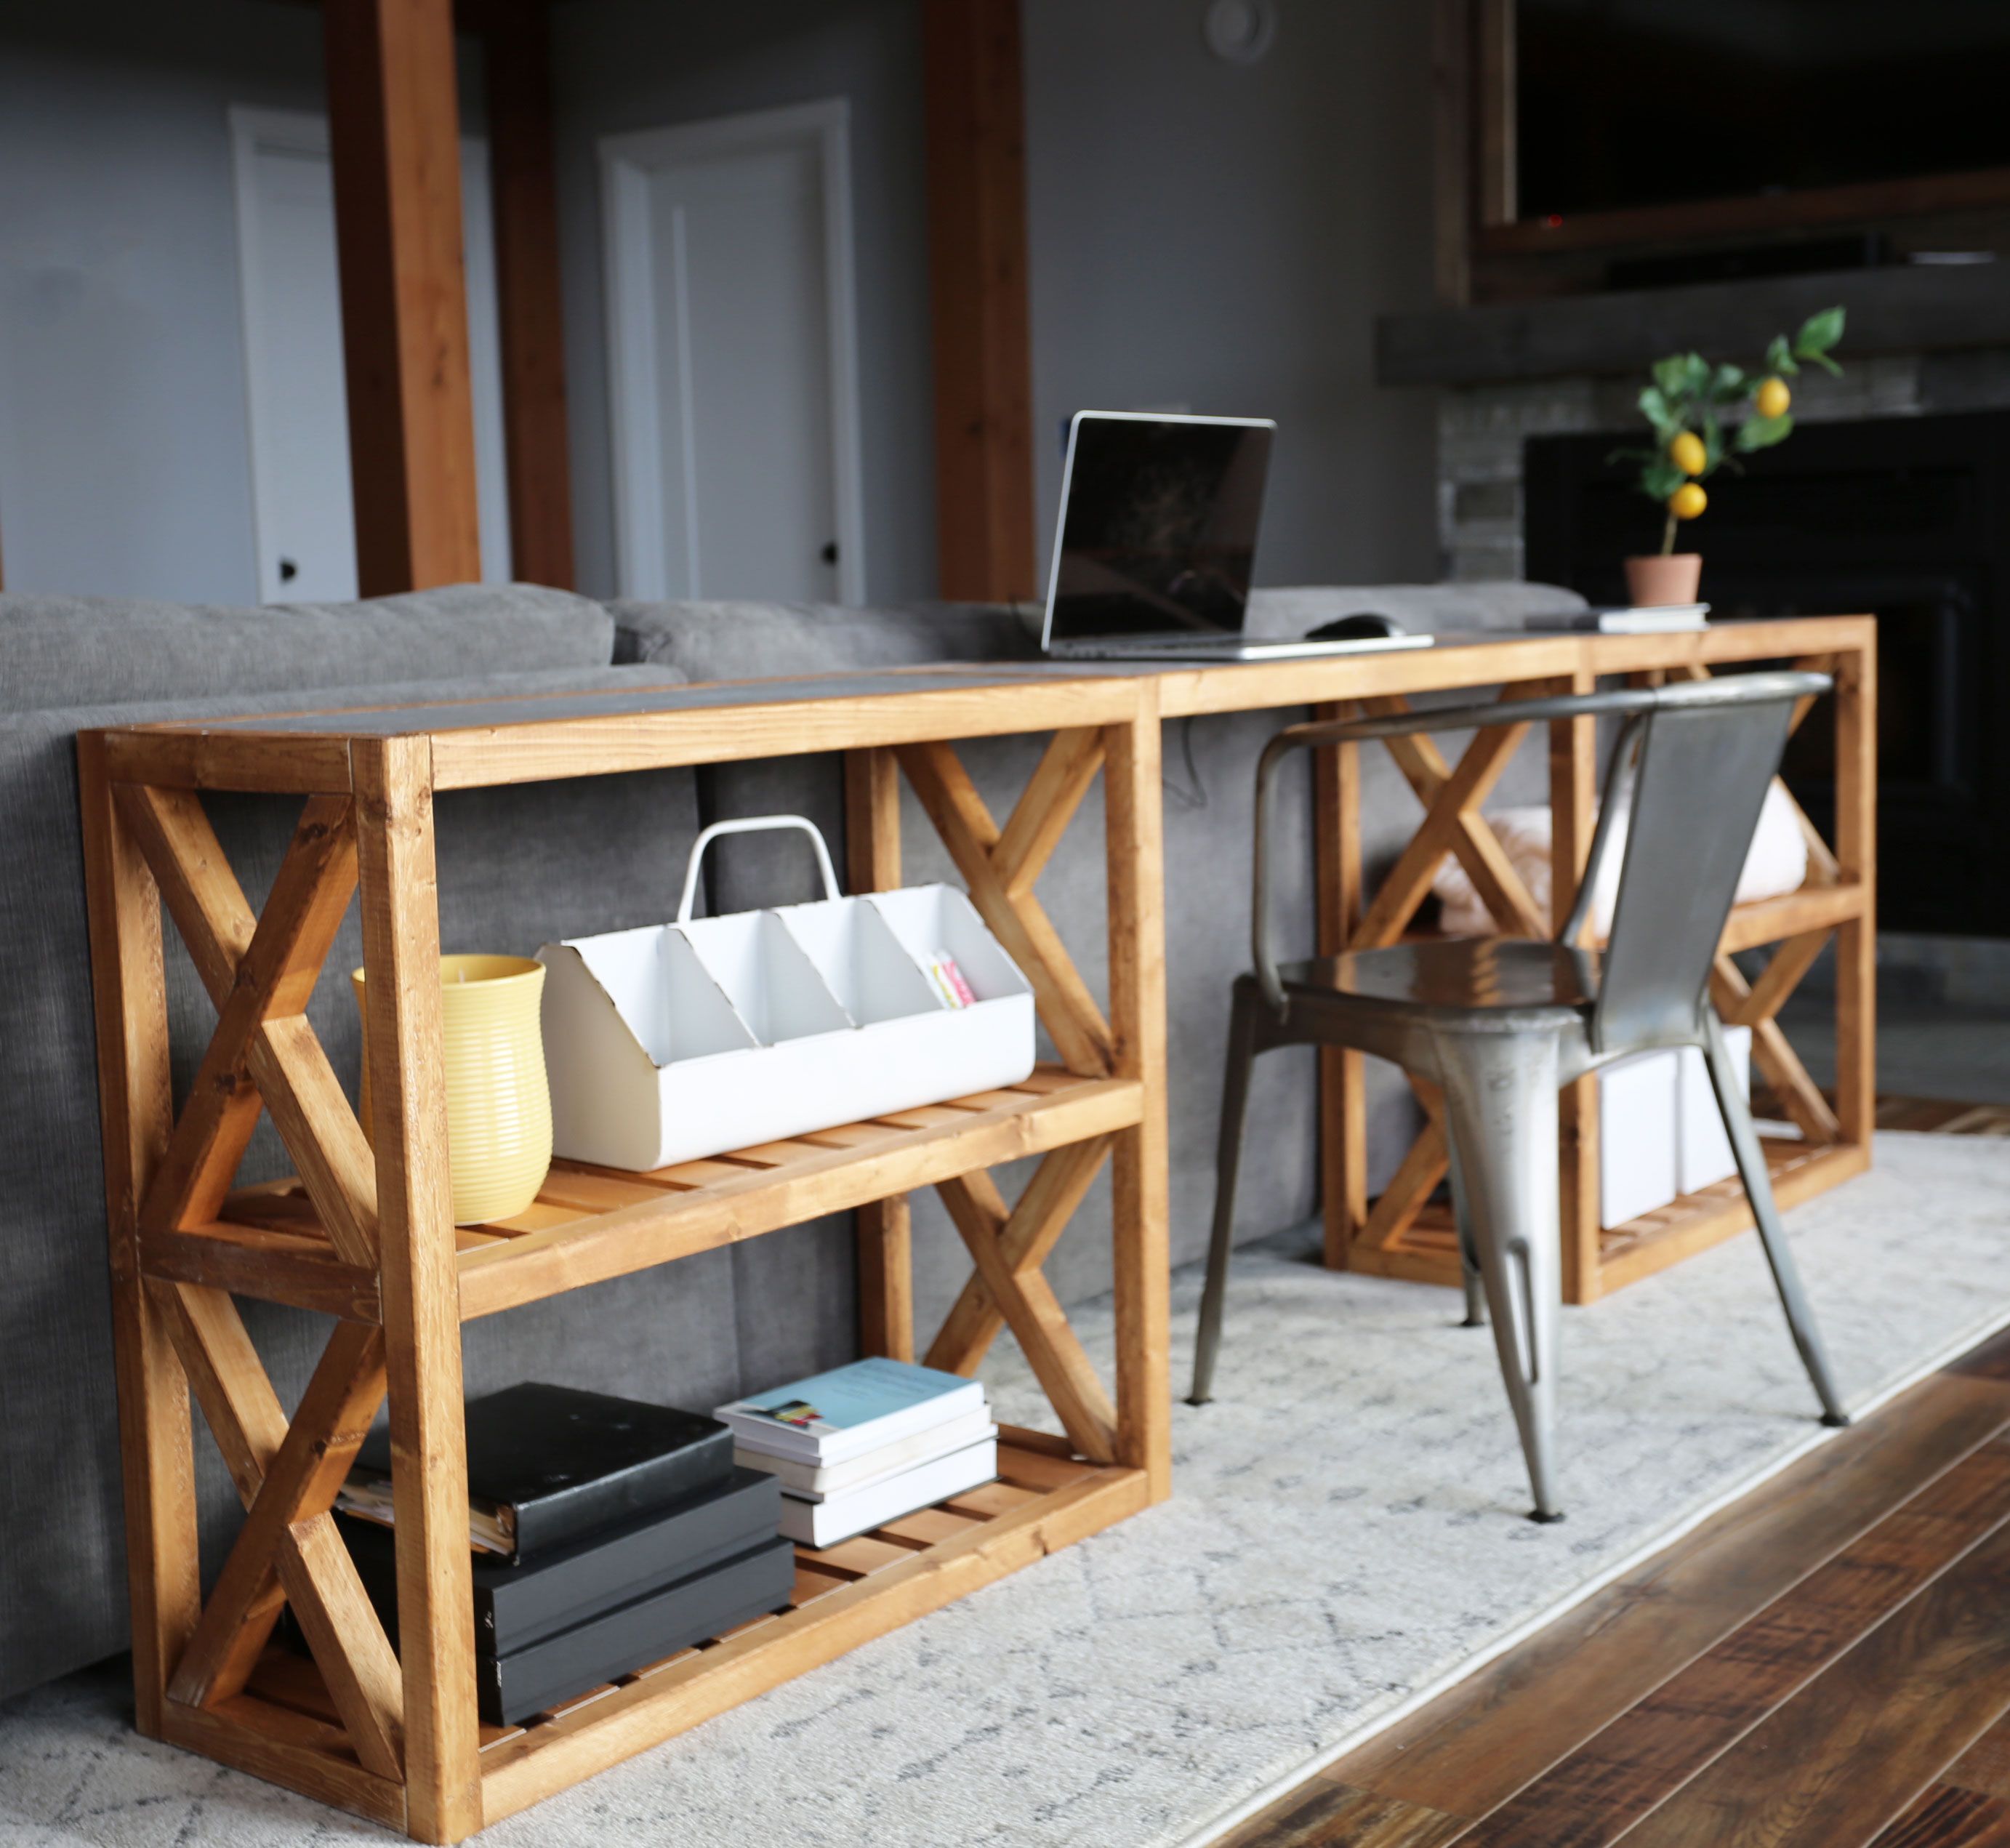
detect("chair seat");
top-left (1280, 938), bottom-right (1601, 1019)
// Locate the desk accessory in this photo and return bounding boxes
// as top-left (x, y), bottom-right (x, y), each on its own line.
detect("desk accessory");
top-left (537, 816), bottom-right (1036, 1171)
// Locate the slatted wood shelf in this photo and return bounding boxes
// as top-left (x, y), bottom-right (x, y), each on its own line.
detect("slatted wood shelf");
top-left (190, 1436), bottom-right (1138, 1835)
top-left (1348, 1136), bottom-right (1868, 1295)
top-left (146, 1067), bottom-right (1143, 1322)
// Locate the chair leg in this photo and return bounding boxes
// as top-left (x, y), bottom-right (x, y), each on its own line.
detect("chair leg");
top-left (1702, 1010), bottom-right (1850, 1427)
top-left (1445, 1141), bottom-right (1487, 1330)
top-left (1436, 1029), bottom-right (1565, 1522)
top-left (1189, 983), bottom-right (1265, 1406)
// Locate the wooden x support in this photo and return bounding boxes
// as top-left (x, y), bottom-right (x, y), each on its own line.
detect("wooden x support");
top-left (848, 734), bottom-right (1126, 1460)
top-left (896, 731), bottom-right (1113, 1074)
top-left (1350, 690), bottom-right (1550, 949)
top-left (114, 787), bottom-right (377, 1265)
top-left (153, 1281), bottom-right (401, 1779)
top-left (927, 1137), bottom-right (1117, 1461)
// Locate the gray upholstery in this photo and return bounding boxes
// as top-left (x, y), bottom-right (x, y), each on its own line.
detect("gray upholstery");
top-left (0, 583), bottom-right (615, 714)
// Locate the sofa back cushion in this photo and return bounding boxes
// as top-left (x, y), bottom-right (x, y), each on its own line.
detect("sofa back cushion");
top-left (0, 582), bottom-right (616, 715)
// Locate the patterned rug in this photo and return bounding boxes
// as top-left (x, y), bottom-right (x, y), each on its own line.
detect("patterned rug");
top-left (3, 1130), bottom-right (2007, 1848)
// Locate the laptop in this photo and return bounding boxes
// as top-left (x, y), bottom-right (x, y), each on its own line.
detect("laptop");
top-left (1040, 411), bottom-right (1435, 663)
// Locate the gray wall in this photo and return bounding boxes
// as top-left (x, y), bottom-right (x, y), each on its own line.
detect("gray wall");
top-left (0, 1), bottom-right (326, 602)
top-left (549, 0), bottom-right (938, 606)
top-left (0, 0), bottom-right (1440, 604)
top-left (1022, 0), bottom-right (1441, 587)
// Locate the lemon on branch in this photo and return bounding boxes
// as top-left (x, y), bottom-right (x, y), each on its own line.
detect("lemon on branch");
top-left (1668, 430), bottom-right (1707, 476)
top-left (1755, 377), bottom-right (1791, 419)
top-left (1668, 482), bottom-right (1708, 521)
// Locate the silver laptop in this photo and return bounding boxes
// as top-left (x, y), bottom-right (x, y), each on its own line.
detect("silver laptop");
top-left (1040, 411), bottom-right (1435, 663)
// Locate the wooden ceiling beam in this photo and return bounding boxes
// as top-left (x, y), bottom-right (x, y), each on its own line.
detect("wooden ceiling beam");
top-left (481, 0), bottom-right (575, 589)
top-left (323, 0), bottom-right (483, 595)
top-left (924, 0), bottom-right (1037, 604)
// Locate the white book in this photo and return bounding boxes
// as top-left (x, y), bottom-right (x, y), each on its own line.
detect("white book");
top-left (736, 1410), bottom-right (998, 1498)
top-left (777, 1438), bottom-right (999, 1547)
top-left (715, 1357), bottom-right (987, 1466)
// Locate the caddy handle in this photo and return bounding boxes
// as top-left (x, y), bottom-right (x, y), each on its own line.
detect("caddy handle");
top-left (676, 815), bottom-right (843, 923)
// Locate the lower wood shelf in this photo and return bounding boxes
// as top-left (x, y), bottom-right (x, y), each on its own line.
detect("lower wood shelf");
top-left (1347, 1136), bottom-right (1869, 1298)
top-left (171, 1433), bottom-right (1140, 1834)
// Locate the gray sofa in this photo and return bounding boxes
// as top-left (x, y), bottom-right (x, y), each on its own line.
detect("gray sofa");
top-left (0, 577), bottom-right (1577, 1702)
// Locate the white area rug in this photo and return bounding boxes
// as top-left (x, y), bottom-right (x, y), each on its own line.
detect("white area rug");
top-left (4, 1132), bottom-right (2008, 1848)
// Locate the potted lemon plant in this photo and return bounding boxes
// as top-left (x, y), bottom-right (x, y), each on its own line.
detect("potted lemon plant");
top-left (1612, 307), bottom-right (1845, 606)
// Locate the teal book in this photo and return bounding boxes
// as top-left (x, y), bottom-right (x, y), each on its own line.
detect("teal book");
top-left (715, 1357), bottom-right (987, 1465)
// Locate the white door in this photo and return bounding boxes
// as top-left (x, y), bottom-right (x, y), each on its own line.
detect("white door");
top-left (600, 100), bottom-right (865, 604)
top-left (229, 108), bottom-right (512, 603)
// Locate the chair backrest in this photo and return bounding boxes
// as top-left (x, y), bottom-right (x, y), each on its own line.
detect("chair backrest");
top-left (1248, 670), bottom-right (1830, 1042)
top-left (1588, 683), bottom-right (1802, 1053)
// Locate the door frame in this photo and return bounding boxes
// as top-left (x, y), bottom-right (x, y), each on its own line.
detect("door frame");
top-left (227, 105), bottom-right (512, 600)
top-left (599, 97), bottom-right (867, 605)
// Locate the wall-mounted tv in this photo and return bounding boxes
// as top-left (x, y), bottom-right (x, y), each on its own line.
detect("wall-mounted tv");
top-left (1517, 0), bottom-right (2010, 224)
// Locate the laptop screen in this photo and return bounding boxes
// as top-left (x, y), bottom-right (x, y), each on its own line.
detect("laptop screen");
top-left (1044, 413), bottom-right (1274, 645)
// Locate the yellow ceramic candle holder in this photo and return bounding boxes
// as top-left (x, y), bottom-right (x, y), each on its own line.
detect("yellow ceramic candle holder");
top-left (353, 954), bottom-right (552, 1226)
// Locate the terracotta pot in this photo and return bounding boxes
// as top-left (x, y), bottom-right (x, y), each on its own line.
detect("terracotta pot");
top-left (1624, 553), bottom-right (1703, 606)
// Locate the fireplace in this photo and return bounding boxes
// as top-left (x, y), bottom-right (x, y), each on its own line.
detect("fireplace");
top-left (1524, 409), bottom-right (2010, 939)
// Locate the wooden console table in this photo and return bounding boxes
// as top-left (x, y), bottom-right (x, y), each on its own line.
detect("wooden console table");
top-left (1141, 614), bottom-right (1876, 1306)
top-left (81, 670), bottom-right (1169, 1841)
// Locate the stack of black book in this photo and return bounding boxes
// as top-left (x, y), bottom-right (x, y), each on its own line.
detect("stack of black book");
top-left (334, 1383), bottom-right (794, 1725)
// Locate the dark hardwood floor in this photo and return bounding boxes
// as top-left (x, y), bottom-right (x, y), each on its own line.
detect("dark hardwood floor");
top-left (1217, 1105), bottom-right (2010, 1848)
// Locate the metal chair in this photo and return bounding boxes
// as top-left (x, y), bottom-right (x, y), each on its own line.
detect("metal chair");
top-left (1188, 672), bottom-right (1849, 1522)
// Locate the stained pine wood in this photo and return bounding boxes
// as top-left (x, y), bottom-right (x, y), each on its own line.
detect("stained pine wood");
top-left (1104, 707), bottom-right (1173, 1498)
top-left (1291, 624), bottom-right (1873, 1301)
top-left (926, 1133), bottom-right (1112, 1376)
top-left (452, 1069), bottom-right (1142, 1319)
top-left (478, 1460), bottom-right (1148, 1826)
top-left (845, 745), bottom-right (913, 1360)
top-left (77, 733), bottom-right (198, 1738)
top-left (923, 0), bottom-right (1037, 601)
top-left (90, 679), bottom-right (1169, 1839)
top-left (1833, 641), bottom-right (1879, 1149)
top-left (353, 734), bottom-right (481, 1841)
top-left (1311, 703), bottom-right (1367, 1268)
top-left (898, 737), bottom-right (1115, 1075)
top-left (935, 1167), bottom-right (1118, 1462)
top-left (480, 0), bottom-right (574, 589)
top-left (323, 0), bottom-right (482, 593)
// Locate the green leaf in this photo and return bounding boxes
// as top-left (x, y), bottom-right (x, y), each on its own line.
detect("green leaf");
top-left (1734, 411), bottom-right (1794, 452)
top-left (1637, 385), bottom-right (1679, 438)
top-left (1605, 445), bottom-right (1657, 467)
top-left (1700, 409), bottom-right (1725, 472)
top-left (1641, 458), bottom-right (1686, 499)
top-left (1708, 363), bottom-right (1746, 403)
top-left (1794, 306), bottom-right (1846, 355)
top-left (1764, 334), bottom-right (1799, 378)
top-left (1802, 349), bottom-right (1844, 377)
top-left (1652, 353), bottom-right (1691, 401)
